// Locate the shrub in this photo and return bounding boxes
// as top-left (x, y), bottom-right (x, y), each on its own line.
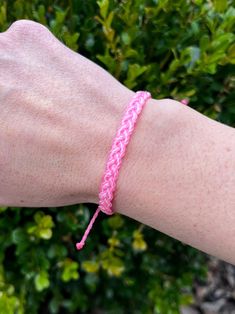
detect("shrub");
top-left (0, 0), bottom-right (234, 313)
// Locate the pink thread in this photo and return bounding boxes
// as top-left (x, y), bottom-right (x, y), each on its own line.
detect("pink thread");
top-left (76, 91), bottom-right (151, 250)
top-left (181, 98), bottom-right (189, 105)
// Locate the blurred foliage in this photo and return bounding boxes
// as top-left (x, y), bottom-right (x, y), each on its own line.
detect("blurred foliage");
top-left (0, 0), bottom-right (234, 313)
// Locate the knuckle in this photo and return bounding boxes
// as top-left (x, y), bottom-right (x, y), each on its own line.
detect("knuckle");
top-left (6, 19), bottom-right (49, 38)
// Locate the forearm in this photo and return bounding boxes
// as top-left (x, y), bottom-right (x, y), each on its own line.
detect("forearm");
top-left (91, 95), bottom-right (235, 264)
top-left (2, 20), bottom-right (234, 263)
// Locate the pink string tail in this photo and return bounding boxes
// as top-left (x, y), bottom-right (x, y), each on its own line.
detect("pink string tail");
top-left (76, 208), bottom-right (101, 250)
top-left (76, 91), bottom-right (152, 250)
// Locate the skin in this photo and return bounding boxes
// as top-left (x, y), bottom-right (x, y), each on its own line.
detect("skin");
top-left (0, 20), bottom-right (235, 264)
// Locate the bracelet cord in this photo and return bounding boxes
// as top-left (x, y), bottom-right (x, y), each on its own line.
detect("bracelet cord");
top-left (76, 91), bottom-right (152, 250)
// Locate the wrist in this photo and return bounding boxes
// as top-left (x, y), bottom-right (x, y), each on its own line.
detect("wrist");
top-left (86, 89), bottom-right (184, 209)
top-left (74, 84), bottom-right (135, 204)
top-left (110, 97), bottom-right (185, 216)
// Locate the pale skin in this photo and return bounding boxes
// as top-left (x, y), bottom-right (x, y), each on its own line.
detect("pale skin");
top-left (0, 20), bottom-right (235, 264)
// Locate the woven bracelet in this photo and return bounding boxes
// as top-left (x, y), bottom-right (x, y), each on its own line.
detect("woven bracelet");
top-left (76, 91), bottom-right (152, 250)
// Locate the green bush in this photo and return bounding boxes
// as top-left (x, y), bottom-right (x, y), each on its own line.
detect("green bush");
top-left (0, 0), bottom-right (234, 313)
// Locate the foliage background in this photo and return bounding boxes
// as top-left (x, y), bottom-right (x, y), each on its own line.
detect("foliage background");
top-left (0, 0), bottom-right (234, 313)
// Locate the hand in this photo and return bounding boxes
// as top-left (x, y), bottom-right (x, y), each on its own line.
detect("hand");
top-left (0, 20), bottom-right (133, 207)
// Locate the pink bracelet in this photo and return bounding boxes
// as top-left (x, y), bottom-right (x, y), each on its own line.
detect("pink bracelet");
top-left (76, 91), bottom-right (152, 250)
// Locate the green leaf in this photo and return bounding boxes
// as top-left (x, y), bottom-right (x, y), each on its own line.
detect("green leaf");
top-left (108, 237), bottom-right (120, 247)
top-left (132, 238), bottom-right (148, 251)
top-left (63, 32), bottom-right (79, 51)
top-left (0, 206), bottom-right (7, 213)
top-left (213, 0), bottom-right (227, 12)
top-left (101, 257), bottom-right (125, 277)
top-left (200, 35), bottom-right (210, 51)
top-left (211, 33), bottom-right (234, 52)
top-left (61, 259), bottom-right (79, 282)
top-left (168, 59), bottom-right (180, 73)
top-left (39, 229), bottom-right (52, 240)
top-left (34, 271), bottom-right (50, 292)
top-left (34, 212), bottom-right (44, 224)
top-left (121, 32), bottom-right (131, 45)
top-left (12, 228), bottom-right (26, 244)
top-left (82, 260), bottom-right (100, 273)
top-left (228, 43), bottom-right (235, 58)
top-left (32, 4), bottom-right (47, 25)
top-left (180, 46), bottom-right (201, 71)
top-left (132, 229), bottom-right (148, 251)
top-left (55, 10), bottom-right (67, 24)
top-left (97, 0), bottom-right (109, 19)
top-left (180, 293), bottom-right (194, 305)
top-left (27, 212), bottom-right (54, 240)
top-left (0, 3), bottom-right (7, 29)
top-left (124, 64), bottom-right (148, 89)
top-left (40, 215), bottom-right (54, 229)
top-left (97, 49), bottom-right (116, 74)
top-left (108, 215), bottom-right (124, 229)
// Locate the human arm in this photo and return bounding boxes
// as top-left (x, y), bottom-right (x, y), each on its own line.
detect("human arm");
top-left (99, 97), bottom-right (235, 265)
top-left (1, 20), bottom-right (235, 264)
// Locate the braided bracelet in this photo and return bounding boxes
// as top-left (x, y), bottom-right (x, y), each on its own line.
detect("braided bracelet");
top-left (76, 91), bottom-right (152, 250)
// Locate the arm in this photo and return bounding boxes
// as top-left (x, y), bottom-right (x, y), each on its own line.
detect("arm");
top-left (91, 96), bottom-right (235, 264)
top-left (1, 20), bottom-right (235, 264)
